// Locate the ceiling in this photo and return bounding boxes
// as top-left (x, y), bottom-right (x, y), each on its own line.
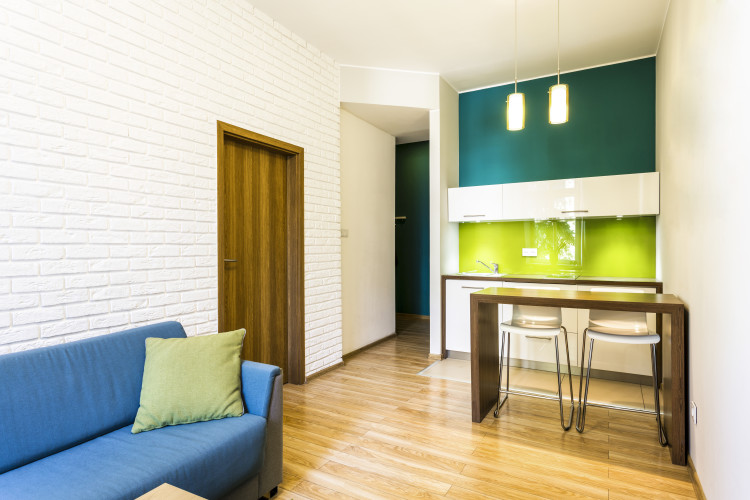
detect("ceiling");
top-left (341, 103), bottom-right (429, 144)
top-left (249, 0), bottom-right (670, 92)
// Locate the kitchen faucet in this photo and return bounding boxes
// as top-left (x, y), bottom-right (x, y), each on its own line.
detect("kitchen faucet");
top-left (476, 260), bottom-right (499, 274)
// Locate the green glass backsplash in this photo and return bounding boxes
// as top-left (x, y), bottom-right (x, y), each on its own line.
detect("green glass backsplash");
top-left (458, 217), bottom-right (656, 278)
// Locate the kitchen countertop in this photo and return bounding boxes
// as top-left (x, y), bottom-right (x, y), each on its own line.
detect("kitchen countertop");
top-left (442, 273), bottom-right (662, 288)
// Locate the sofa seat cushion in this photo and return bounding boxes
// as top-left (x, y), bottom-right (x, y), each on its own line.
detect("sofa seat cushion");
top-left (0, 413), bottom-right (267, 500)
top-left (0, 322), bottom-right (187, 474)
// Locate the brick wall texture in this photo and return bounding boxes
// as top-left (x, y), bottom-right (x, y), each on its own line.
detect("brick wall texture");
top-left (0, 0), bottom-right (343, 376)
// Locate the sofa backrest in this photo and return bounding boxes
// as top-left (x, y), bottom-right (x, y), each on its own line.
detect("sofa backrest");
top-left (0, 321), bottom-right (186, 474)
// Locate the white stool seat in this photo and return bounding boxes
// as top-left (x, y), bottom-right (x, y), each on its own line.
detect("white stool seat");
top-left (577, 308), bottom-right (667, 445)
top-left (586, 309), bottom-right (660, 344)
top-left (587, 309), bottom-right (648, 334)
top-left (586, 329), bottom-right (660, 345)
top-left (501, 321), bottom-right (562, 337)
top-left (495, 304), bottom-right (574, 431)
top-left (505, 305), bottom-right (562, 331)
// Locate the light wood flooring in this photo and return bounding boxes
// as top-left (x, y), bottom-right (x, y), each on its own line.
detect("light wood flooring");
top-left (277, 317), bottom-right (696, 499)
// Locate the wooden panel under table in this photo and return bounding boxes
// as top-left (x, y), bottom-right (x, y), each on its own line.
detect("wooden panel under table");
top-left (470, 287), bottom-right (686, 466)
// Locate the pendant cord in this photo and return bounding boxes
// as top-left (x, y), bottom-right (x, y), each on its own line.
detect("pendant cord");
top-left (514, 0), bottom-right (518, 93)
top-left (557, 0), bottom-right (560, 85)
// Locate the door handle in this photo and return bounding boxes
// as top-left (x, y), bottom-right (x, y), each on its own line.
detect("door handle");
top-left (224, 259), bottom-right (238, 263)
top-left (560, 210), bottom-right (589, 214)
top-left (462, 286), bottom-right (485, 290)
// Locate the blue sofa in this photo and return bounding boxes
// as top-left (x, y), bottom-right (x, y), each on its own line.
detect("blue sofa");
top-left (0, 321), bottom-right (283, 500)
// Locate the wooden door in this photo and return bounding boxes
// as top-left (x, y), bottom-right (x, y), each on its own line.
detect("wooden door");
top-left (217, 122), bottom-right (305, 384)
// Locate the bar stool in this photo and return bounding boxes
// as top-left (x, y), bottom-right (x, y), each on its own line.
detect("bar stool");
top-left (494, 305), bottom-right (575, 431)
top-left (576, 310), bottom-right (668, 445)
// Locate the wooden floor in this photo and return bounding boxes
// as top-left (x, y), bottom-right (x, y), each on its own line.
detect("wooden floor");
top-left (277, 317), bottom-right (696, 499)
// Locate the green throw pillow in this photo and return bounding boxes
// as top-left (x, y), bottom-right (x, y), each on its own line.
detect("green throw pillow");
top-left (131, 328), bottom-right (246, 434)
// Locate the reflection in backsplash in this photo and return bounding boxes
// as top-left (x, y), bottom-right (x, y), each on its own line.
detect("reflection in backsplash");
top-left (458, 216), bottom-right (656, 278)
top-left (534, 219), bottom-right (581, 269)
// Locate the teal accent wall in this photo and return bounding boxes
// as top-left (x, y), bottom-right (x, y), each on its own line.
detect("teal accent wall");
top-left (459, 57), bottom-right (655, 186)
top-left (395, 141), bottom-right (430, 316)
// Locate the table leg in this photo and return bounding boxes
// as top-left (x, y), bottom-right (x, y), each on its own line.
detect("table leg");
top-left (471, 298), bottom-right (499, 423)
top-left (668, 310), bottom-right (686, 465)
top-left (656, 313), bottom-right (663, 383)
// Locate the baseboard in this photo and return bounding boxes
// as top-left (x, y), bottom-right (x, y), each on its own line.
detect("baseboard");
top-left (396, 313), bottom-right (430, 320)
top-left (342, 333), bottom-right (397, 361)
top-left (305, 361), bottom-right (343, 382)
top-left (688, 456), bottom-right (707, 500)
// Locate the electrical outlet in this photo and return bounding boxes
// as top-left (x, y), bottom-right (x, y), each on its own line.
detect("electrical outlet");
top-left (690, 401), bottom-right (697, 425)
top-left (522, 247), bottom-right (538, 257)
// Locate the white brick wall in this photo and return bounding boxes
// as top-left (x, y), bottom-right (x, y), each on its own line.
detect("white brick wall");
top-left (0, 0), bottom-right (342, 376)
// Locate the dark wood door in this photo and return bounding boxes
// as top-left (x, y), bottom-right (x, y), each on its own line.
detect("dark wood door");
top-left (218, 121), bottom-right (305, 385)
top-left (219, 133), bottom-right (293, 381)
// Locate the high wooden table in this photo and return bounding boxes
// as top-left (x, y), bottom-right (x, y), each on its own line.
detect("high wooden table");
top-left (470, 287), bottom-right (686, 466)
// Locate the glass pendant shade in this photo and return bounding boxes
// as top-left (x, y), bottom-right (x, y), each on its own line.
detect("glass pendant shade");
top-left (507, 92), bottom-right (525, 131)
top-left (549, 83), bottom-right (568, 124)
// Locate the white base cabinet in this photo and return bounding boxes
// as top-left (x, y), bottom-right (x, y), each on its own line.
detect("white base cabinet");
top-left (445, 279), bottom-right (500, 352)
top-left (504, 330), bottom-right (578, 369)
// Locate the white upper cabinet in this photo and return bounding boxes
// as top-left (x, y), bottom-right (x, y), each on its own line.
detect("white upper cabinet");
top-left (501, 172), bottom-right (659, 221)
top-left (449, 172), bottom-right (658, 222)
top-left (502, 177), bottom-right (584, 220)
top-left (448, 184), bottom-right (503, 222)
top-left (579, 172), bottom-right (659, 217)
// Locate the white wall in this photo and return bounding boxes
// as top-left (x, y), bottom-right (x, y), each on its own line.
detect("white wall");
top-left (428, 78), bottom-right (460, 354)
top-left (0, 1), bottom-right (343, 377)
top-left (341, 66), bottom-right (460, 356)
top-left (340, 110), bottom-right (396, 354)
top-left (341, 66), bottom-right (439, 110)
top-left (657, 1), bottom-right (750, 496)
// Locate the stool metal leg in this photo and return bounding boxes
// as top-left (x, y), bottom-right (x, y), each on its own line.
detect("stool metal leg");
top-left (576, 328), bottom-right (588, 431)
top-left (576, 335), bottom-right (595, 433)
top-left (558, 327), bottom-right (574, 430)
top-left (554, 334), bottom-right (574, 430)
top-left (494, 330), bottom-right (510, 417)
top-left (651, 344), bottom-right (668, 446)
top-left (554, 336), bottom-right (564, 426)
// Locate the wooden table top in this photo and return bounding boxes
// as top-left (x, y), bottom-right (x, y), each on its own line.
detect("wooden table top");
top-left (471, 287), bottom-right (684, 312)
top-left (136, 484), bottom-right (206, 500)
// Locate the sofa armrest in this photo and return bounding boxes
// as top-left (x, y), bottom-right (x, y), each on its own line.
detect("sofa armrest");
top-left (258, 371), bottom-right (282, 496)
top-left (241, 361), bottom-right (281, 418)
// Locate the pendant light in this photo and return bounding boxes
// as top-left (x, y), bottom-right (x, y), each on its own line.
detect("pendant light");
top-left (549, 0), bottom-right (569, 124)
top-left (507, 0), bottom-right (524, 131)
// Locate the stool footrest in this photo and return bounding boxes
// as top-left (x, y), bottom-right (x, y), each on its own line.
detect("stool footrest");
top-left (499, 388), bottom-right (570, 403)
top-left (579, 401), bottom-right (658, 415)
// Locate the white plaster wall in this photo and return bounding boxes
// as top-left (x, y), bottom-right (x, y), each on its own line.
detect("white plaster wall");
top-left (656, 1), bottom-right (750, 496)
top-left (0, 1), bottom-right (342, 376)
top-left (340, 66), bottom-right (458, 356)
top-left (428, 78), bottom-right (459, 355)
top-left (340, 109), bottom-right (395, 354)
top-left (340, 66), bottom-right (439, 110)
